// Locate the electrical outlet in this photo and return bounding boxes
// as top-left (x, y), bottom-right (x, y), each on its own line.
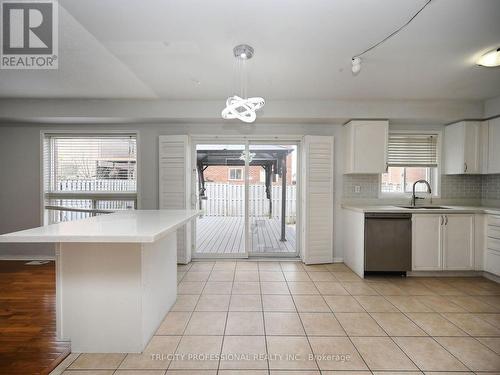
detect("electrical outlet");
top-left (354, 185), bottom-right (361, 194)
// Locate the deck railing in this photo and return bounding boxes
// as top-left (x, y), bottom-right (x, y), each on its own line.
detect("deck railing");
top-left (201, 183), bottom-right (297, 223)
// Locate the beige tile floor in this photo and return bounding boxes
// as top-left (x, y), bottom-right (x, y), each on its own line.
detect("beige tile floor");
top-left (51, 261), bottom-right (500, 375)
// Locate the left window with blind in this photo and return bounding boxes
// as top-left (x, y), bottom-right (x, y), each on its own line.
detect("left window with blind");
top-left (42, 134), bottom-right (138, 224)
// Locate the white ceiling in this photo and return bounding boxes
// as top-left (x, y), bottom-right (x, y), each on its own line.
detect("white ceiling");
top-left (0, 0), bottom-right (499, 101)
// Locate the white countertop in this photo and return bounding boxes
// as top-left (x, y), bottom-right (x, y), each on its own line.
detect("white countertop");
top-left (0, 210), bottom-right (201, 243)
top-left (342, 204), bottom-right (500, 215)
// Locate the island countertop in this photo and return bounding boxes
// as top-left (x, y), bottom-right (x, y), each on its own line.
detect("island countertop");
top-left (0, 209), bottom-right (201, 243)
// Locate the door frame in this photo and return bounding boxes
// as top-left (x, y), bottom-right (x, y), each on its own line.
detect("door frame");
top-left (190, 135), bottom-right (302, 259)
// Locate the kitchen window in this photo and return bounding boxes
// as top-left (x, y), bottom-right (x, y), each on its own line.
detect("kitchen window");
top-left (381, 133), bottom-right (439, 196)
top-left (42, 133), bottom-right (138, 224)
top-left (228, 168), bottom-right (243, 181)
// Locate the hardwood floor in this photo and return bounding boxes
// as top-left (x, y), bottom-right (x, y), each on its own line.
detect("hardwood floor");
top-left (0, 261), bottom-right (70, 375)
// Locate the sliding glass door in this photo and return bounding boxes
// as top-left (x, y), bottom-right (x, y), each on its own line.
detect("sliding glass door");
top-left (193, 140), bottom-right (299, 258)
top-left (247, 143), bottom-right (298, 255)
top-left (194, 143), bottom-right (248, 257)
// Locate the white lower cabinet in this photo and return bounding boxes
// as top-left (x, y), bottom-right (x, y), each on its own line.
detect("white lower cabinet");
top-left (443, 214), bottom-right (475, 270)
top-left (485, 215), bottom-right (500, 276)
top-left (412, 214), bottom-right (474, 271)
top-left (412, 214), bottom-right (442, 270)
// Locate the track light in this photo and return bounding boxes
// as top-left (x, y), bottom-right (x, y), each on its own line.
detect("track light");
top-left (349, 0), bottom-right (431, 77)
top-left (351, 57), bottom-right (361, 75)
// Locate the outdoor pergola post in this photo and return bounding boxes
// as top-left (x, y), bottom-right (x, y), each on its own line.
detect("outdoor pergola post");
top-left (196, 162), bottom-right (208, 210)
top-left (263, 164), bottom-right (273, 218)
top-left (280, 154), bottom-right (287, 242)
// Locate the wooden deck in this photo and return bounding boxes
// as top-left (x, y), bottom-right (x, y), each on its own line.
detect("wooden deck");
top-left (196, 216), bottom-right (296, 254)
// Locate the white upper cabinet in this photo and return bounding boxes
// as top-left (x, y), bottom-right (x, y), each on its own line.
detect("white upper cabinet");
top-left (343, 120), bottom-right (388, 174)
top-left (444, 121), bottom-right (481, 174)
top-left (487, 117), bottom-right (500, 174)
top-left (480, 120), bottom-right (490, 174)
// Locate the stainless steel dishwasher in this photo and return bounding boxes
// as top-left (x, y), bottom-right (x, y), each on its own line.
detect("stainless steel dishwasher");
top-left (364, 213), bottom-right (412, 274)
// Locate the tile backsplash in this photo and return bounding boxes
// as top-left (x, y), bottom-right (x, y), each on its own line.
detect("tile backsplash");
top-left (482, 174), bottom-right (500, 200)
top-left (343, 173), bottom-right (500, 204)
top-left (441, 175), bottom-right (482, 199)
top-left (343, 175), bottom-right (380, 199)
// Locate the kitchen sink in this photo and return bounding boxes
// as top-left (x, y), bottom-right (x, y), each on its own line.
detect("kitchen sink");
top-left (398, 206), bottom-right (452, 209)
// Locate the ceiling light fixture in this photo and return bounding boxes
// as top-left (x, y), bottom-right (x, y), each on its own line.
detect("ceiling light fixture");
top-left (350, 0), bottom-right (432, 76)
top-left (476, 48), bottom-right (500, 67)
top-left (221, 44), bottom-right (265, 123)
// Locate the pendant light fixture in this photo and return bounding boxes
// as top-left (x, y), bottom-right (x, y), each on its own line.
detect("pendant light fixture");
top-left (221, 44), bottom-right (265, 123)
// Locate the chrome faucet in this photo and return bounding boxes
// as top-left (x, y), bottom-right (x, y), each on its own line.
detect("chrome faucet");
top-left (411, 180), bottom-right (432, 207)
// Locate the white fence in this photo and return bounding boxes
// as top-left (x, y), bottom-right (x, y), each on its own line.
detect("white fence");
top-left (50, 180), bottom-right (296, 223)
top-left (56, 179), bottom-right (136, 192)
top-left (201, 183), bottom-right (297, 223)
top-left (47, 179), bottom-right (136, 224)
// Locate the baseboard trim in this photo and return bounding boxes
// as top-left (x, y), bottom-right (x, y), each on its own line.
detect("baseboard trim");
top-left (483, 271), bottom-right (500, 283)
top-left (189, 256), bottom-right (342, 264)
top-left (0, 255), bottom-right (55, 261)
top-left (407, 270), bottom-right (483, 277)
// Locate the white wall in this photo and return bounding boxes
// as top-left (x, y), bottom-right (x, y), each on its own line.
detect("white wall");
top-left (0, 98), bottom-right (485, 124)
top-left (0, 122), bottom-right (345, 260)
top-left (0, 126), bottom-right (53, 258)
top-left (484, 95), bottom-right (500, 118)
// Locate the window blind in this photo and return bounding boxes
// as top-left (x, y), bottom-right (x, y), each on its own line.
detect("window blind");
top-left (44, 134), bottom-right (137, 192)
top-left (387, 133), bottom-right (438, 167)
top-left (43, 134), bottom-right (137, 224)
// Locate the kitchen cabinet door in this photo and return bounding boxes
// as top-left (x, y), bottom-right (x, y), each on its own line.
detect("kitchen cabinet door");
top-left (488, 117), bottom-right (500, 174)
top-left (444, 121), bottom-right (481, 174)
top-left (344, 120), bottom-right (388, 174)
top-left (412, 214), bottom-right (442, 271)
top-left (442, 214), bottom-right (474, 270)
top-left (485, 215), bottom-right (500, 276)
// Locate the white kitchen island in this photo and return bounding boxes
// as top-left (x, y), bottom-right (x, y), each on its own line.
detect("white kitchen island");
top-left (0, 209), bottom-right (199, 353)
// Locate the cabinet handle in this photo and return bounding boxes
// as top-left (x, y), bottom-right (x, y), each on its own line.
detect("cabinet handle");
top-left (445, 215), bottom-right (448, 225)
top-left (440, 216), bottom-right (444, 225)
top-left (464, 163), bottom-right (468, 173)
